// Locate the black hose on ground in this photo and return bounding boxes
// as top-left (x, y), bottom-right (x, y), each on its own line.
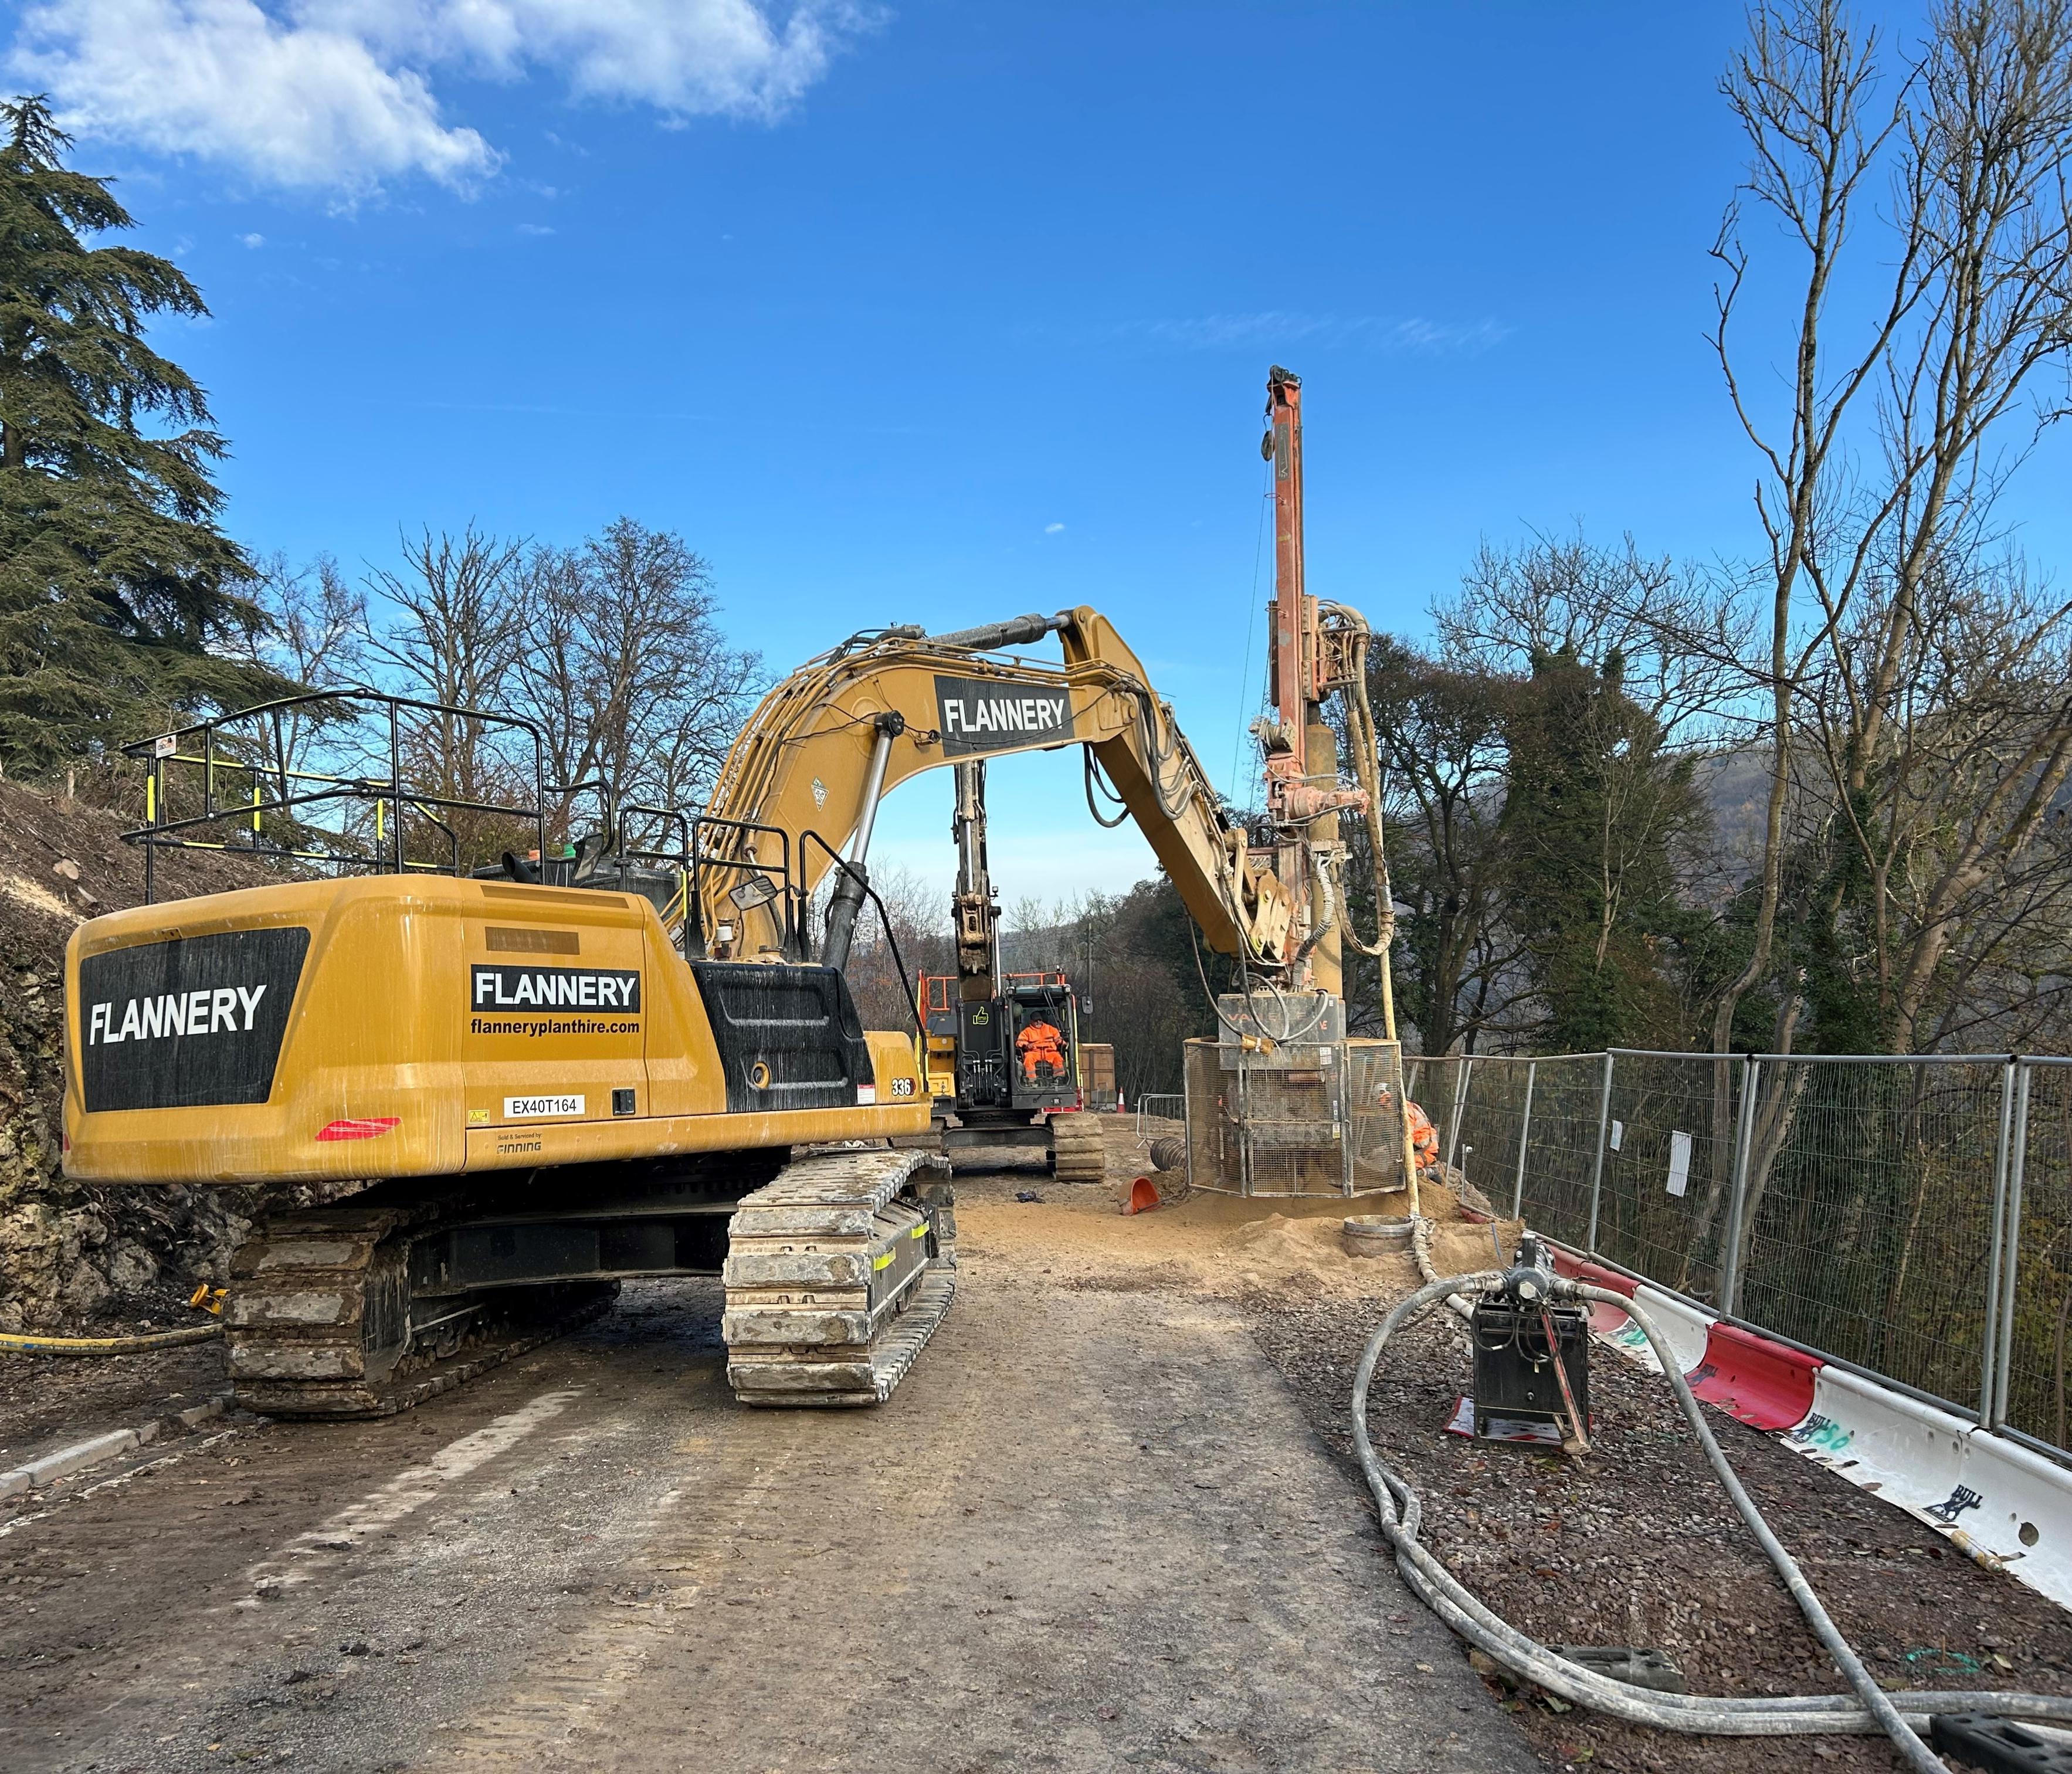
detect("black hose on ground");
top-left (1351, 1271), bottom-right (2072, 1755)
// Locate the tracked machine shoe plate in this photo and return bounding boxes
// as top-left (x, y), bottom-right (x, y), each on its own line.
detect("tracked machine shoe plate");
top-left (723, 1147), bottom-right (955, 1406)
top-left (226, 1199), bottom-right (615, 1419)
top-left (1048, 1111), bottom-right (1108, 1183)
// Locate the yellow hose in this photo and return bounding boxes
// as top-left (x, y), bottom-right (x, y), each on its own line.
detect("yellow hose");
top-left (0, 1324), bottom-right (223, 1355)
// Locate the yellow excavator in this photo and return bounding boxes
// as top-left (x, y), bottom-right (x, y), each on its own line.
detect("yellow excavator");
top-left (61, 600), bottom-right (1338, 1418)
top-left (65, 365), bottom-right (1397, 1419)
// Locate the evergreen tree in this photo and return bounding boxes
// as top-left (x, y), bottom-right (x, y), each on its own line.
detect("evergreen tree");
top-left (0, 94), bottom-right (281, 772)
top-left (1501, 644), bottom-right (1709, 1050)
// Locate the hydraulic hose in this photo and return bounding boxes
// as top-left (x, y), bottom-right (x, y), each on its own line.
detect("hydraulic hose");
top-left (0, 1324), bottom-right (223, 1355)
top-left (1351, 1270), bottom-right (2072, 1752)
top-left (1292, 845), bottom-right (1338, 966)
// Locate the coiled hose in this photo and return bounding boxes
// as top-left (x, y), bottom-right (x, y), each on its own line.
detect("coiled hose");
top-left (1352, 1270), bottom-right (2072, 1761)
top-left (0, 1324), bottom-right (223, 1355)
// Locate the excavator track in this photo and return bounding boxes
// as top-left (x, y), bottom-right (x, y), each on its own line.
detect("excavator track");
top-left (225, 1198), bottom-right (615, 1419)
top-left (1048, 1110), bottom-right (1108, 1183)
top-left (722, 1147), bottom-right (955, 1407)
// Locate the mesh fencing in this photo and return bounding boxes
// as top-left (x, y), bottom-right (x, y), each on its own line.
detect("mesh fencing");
top-left (2005, 1063), bottom-right (2072, 1457)
top-left (1183, 1039), bottom-right (1406, 1197)
top-left (1596, 1054), bottom-right (1744, 1307)
top-left (1398, 1047), bottom-right (2071, 1460)
top-left (1735, 1058), bottom-right (2006, 1420)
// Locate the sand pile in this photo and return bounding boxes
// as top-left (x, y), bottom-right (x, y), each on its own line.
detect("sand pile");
top-left (955, 1159), bottom-right (1525, 1304)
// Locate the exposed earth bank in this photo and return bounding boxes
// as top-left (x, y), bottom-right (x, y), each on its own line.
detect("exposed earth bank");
top-left (0, 781), bottom-right (300, 1331)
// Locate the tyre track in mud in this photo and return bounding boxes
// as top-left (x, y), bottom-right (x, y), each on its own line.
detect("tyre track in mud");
top-left (1, 1269), bottom-right (1542, 1773)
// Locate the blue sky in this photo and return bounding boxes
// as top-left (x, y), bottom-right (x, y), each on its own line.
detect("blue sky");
top-left (11, 1), bottom-right (2068, 908)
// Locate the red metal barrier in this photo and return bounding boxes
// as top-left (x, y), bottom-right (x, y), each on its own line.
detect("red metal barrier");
top-left (1686, 1321), bottom-right (1822, 1430)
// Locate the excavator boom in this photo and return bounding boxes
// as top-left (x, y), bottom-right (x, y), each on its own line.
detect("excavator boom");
top-left (696, 606), bottom-right (1298, 969)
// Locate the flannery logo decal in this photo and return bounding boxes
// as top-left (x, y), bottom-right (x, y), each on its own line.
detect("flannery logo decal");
top-left (470, 965), bottom-right (640, 1012)
top-left (78, 925), bottom-right (309, 1113)
top-left (89, 984), bottom-right (269, 1045)
top-left (934, 674), bottom-right (1075, 758)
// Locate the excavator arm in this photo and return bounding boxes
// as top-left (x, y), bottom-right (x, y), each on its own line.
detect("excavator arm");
top-left (694, 606), bottom-right (1307, 968)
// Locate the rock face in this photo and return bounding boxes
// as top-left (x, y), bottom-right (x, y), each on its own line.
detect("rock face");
top-left (0, 782), bottom-right (313, 1331)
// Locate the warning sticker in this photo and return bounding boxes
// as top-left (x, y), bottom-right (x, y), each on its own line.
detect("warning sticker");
top-left (504, 1094), bottom-right (584, 1119)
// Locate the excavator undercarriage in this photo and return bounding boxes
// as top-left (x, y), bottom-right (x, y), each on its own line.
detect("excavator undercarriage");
top-left (224, 1147), bottom-right (955, 1417)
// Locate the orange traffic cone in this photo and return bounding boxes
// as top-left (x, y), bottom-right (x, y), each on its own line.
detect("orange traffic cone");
top-left (1124, 1176), bottom-right (1161, 1215)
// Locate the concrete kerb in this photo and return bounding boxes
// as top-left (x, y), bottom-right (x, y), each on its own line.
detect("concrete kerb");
top-left (0, 1395), bottom-right (227, 1501)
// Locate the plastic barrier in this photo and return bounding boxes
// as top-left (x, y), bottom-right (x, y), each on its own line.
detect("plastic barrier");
top-left (1684, 1320), bottom-right (1822, 1431)
top-left (1514, 1227), bottom-right (2072, 1612)
top-left (1548, 1247), bottom-right (1640, 1338)
top-left (1958, 1430), bottom-right (2072, 1610)
top-left (1789, 1366), bottom-right (1970, 1516)
top-left (1630, 1284), bottom-right (1714, 1376)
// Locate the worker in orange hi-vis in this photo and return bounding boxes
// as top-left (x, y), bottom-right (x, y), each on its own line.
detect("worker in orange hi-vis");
top-left (1016, 1018), bottom-right (1067, 1085)
top-left (1376, 1086), bottom-right (1440, 1169)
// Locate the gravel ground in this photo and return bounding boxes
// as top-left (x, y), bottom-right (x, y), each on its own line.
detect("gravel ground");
top-left (1244, 1293), bottom-right (2072, 1774)
top-left (0, 1278), bottom-right (1544, 1773)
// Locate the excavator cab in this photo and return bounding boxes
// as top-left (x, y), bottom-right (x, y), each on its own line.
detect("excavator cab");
top-left (949, 972), bottom-right (1079, 1112)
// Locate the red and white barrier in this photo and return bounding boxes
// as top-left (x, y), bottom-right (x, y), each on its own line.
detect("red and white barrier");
top-left (1541, 1240), bottom-right (2072, 1614)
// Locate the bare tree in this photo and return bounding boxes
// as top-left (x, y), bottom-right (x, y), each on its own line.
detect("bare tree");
top-left (1712, 0), bottom-right (2072, 1056)
top-left (509, 517), bottom-right (761, 841)
top-left (1708, 0), bottom-right (1927, 1057)
top-left (1440, 532), bottom-right (1746, 746)
top-left (232, 551), bottom-right (368, 790)
top-left (362, 525), bottom-right (528, 860)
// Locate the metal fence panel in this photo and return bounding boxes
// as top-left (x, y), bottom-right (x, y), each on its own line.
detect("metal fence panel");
top-left (1593, 1053), bottom-right (1744, 1308)
top-left (1411, 1054), bottom-right (1605, 1247)
top-left (1446, 1058), bottom-right (1531, 1212)
top-left (1399, 1045), bottom-right (2072, 1461)
top-left (2005, 1063), bottom-right (2072, 1453)
top-left (1732, 1058), bottom-right (2006, 1417)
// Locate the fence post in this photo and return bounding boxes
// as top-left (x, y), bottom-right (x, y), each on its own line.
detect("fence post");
top-left (1992, 1061), bottom-right (2032, 1431)
top-left (1444, 1057), bottom-right (1473, 1175)
top-left (1980, 1059), bottom-right (2017, 1425)
top-left (1720, 1055), bottom-right (1759, 1319)
top-left (1586, 1051), bottom-right (1615, 1256)
top-left (1182, 1070), bottom-right (1193, 1193)
top-left (1512, 1060), bottom-right (1537, 1222)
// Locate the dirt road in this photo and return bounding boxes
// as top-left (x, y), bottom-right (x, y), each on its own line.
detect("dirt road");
top-left (0, 1196), bottom-right (1540, 1773)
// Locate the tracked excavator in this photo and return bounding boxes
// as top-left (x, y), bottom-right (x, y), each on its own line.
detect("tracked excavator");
top-left (63, 365), bottom-right (1401, 1418)
top-left (62, 601), bottom-right (1330, 1417)
top-left (910, 759), bottom-right (1107, 1182)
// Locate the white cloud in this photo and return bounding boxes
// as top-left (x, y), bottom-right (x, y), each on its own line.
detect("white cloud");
top-left (516, 220), bottom-right (552, 235)
top-left (9, 0), bottom-right (867, 195)
top-left (1044, 521), bottom-right (1064, 535)
top-left (239, 230), bottom-right (265, 245)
